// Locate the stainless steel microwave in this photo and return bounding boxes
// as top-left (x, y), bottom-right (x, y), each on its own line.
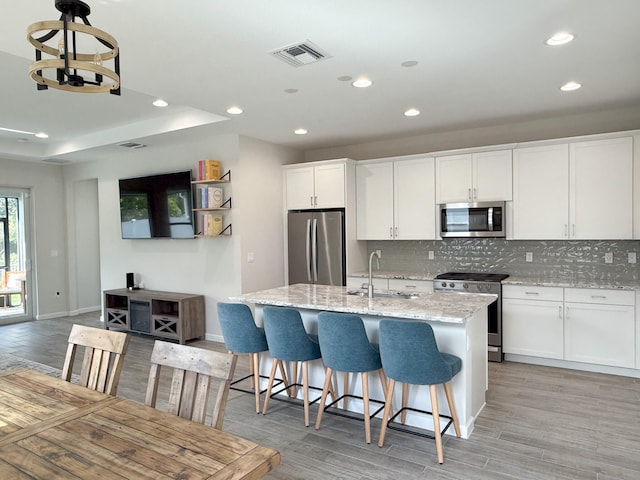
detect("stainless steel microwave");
top-left (439, 201), bottom-right (506, 238)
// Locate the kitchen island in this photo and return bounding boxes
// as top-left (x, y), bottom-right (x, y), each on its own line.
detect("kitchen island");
top-left (231, 283), bottom-right (496, 438)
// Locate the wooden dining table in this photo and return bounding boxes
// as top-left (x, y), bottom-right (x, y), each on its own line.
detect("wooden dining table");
top-left (0, 369), bottom-right (280, 479)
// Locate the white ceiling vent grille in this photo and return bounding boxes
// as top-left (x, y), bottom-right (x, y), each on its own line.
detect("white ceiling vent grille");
top-left (119, 142), bottom-right (147, 149)
top-left (270, 40), bottom-right (331, 67)
top-left (42, 158), bottom-right (71, 165)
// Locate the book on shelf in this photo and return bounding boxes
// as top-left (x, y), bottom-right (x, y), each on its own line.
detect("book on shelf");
top-left (197, 186), bottom-right (223, 209)
top-left (203, 214), bottom-right (223, 236)
top-left (197, 160), bottom-right (221, 180)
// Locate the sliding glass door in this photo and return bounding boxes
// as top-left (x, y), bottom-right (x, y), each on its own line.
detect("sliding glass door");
top-left (0, 188), bottom-right (31, 324)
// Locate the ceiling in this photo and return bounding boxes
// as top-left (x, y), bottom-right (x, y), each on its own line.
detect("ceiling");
top-left (1, 0), bottom-right (640, 164)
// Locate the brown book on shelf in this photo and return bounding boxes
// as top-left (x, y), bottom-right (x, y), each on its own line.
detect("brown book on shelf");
top-left (204, 160), bottom-right (221, 180)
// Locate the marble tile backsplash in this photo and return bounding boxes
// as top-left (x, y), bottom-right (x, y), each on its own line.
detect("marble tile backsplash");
top-left (368, 239), bottom-right (640, 283)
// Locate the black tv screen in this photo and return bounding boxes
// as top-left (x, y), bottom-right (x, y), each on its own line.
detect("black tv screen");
top-left (119, 170), bottom-right (194, 239)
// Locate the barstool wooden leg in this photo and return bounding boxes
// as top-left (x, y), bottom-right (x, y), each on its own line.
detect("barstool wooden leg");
top-left (429, 384), bottom-right (444, 464)
top-left (291, 361), bottom-right (299, 398)
top-left (401, 382), bottom-right (409, 424)
top-left (251, 352), bottom-right (261, 413)
top-left (314, 366), bottom-right (334, 430)
top-left (302, 361), bottom-right (310, 426)
top-left (378, 378), bottom-right (395, 447)
top-left (443, 381), bottom-right (461, 437)
top-left (343, 372), bottom-right (349, 410)
top-left (261, 359), bottom-right (279, 415)
top-left (377, 369), bottom-right (390, 414)
top-left (362, 371), bottom-right (371, 443)
top-left (277, 360), bottom-right (290, 389)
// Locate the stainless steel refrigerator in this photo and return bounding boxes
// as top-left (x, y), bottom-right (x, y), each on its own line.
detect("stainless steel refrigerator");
top-left (287, 210), bottom-right (346, 286)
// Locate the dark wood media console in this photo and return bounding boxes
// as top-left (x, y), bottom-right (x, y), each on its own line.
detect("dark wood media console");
top-left (104, 288), bottom-right (205, 344)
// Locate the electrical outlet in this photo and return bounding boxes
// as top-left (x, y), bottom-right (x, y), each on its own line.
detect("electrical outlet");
top-left (604, 252), bottom-right (613, 264)
top-left (525, 252), bottom-right (533, 262)
top-left (628, 252), bottom-right (636, 264)
top-left (428, 251), bottom-right (435, 260)
top-left (247, 252), bottom-right (255, 263)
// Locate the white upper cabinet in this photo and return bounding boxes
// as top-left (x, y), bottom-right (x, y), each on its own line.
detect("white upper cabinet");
top-left (436, 150), bottom-right (512, 203)
top-left (513, 137), bottom-right (633, 240)
top-left (512, 144), bottom-right (569, 239)
top-left (285, 162), bottom-right (345, 210)
top-left (356, 157), bottom-right (435, 240)
top-left (569, 137), bottom-right (633, 239)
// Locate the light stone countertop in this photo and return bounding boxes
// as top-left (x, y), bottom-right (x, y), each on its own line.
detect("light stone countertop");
top-left (502, 275), bottom-right (640, 291)
top-left (349, 271), bottom-right (640, 291)
top-left (231, 283), bottom-right (497, 324)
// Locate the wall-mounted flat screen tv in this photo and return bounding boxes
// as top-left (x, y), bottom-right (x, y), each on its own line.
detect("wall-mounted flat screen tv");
top-left (119, 170), bottom-right (194, 239)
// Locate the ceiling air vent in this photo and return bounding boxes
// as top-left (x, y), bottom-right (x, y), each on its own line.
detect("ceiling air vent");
top-left (42, 158), bottom-right (71, 165)
top-left (119, 142), bottom-right (147, 149)
top-left (270, 40), bottom-right (331, 67)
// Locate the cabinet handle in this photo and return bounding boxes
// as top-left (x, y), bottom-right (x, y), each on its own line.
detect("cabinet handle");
top-left (572, 224), bottom-right (575, 236)
top-left (524, 291), bottom-right (539, 295)
top-left (314, 196), bottom-right (318, 207)
top-left (564, 224), bottom-right (568, 237)
top-left (389, 227), bottom-right (393, 238)
top-left (395, 226), bottom-right (398, 237)
top-left (591, 295), bottom-right (606, 300)
top-left (566, 305), bottom-right (570, 319)
top-left (473, 187), bottom-right (477, 200)
top-left (559, 306), bottom-right (562, 319)
top-left (310, 196), bottom-right (314, 207)
top-left (468, 188), bottom-right (472, 200)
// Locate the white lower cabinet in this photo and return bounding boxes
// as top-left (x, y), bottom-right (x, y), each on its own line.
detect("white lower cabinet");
top-left (564, 288), bottom-right (635, 368)
top-left (346, 277), bottom-right (434, 293)
top-left (504, 285), bottom-right (637, 370)
top-left (502, 286), bottom-right (564, 359)
top-left (387, 278), bottom-right (434, 293)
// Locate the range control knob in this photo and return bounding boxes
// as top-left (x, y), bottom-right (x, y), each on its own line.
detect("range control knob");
top-left (441, 282), bottom-right (447, 288)
top-left (449, 282), bottom-right (455, 288)
top-left (463, 283), bottom-right (468, 289)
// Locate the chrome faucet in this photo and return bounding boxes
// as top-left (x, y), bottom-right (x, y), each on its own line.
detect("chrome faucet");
top-left (367, 250), bottom-right (381, 298)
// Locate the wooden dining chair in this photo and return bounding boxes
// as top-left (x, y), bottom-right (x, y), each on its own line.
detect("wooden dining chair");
top-left (144, 340), bottom-right (238, 429)
top-left (61, 324), bottom-right (130, 395)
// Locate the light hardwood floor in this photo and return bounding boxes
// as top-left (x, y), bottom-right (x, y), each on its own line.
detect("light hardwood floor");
top-left (1, 313), bottom-right (639, 480)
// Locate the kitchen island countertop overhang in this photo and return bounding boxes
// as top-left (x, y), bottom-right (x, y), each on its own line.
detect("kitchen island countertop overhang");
top-left (231, 283), bottom-right (497, 324)
top-left (230, 284), bottom-right (497, 439)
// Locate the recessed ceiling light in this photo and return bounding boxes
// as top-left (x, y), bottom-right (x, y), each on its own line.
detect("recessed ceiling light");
top-left (152, 99), bottom-right (169, 107)
top-left (401, 61), bottom-right (418, 67)
top-left (35, 132), bottom-right (49, 139)
top-left (404, 108), bottom-right (420, 117)
top-left (294, 128), bottom-right (308, 135)
top-left (226, 106), bottom-right (243, 115)
top-left (352, 78), bottom-right (373, 88)
top-left (546, 32), bottom-right (574, 46)
top-left (284, 88), bottom-right (299, 94)
top-left (560, 81), bottom-right (582, 91)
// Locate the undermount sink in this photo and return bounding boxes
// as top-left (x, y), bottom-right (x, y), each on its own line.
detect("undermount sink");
top-left (346, 289), bottom-right (420, 300)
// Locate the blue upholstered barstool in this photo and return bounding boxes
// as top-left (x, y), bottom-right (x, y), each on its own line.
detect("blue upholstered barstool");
top-left (377, 319), bottom-right (462, 464)
top-left (262, 306), bottom-right (330, 426)
top-left (217, 302), bottom-right (287, 413)
top-left (314, 312), bottom-right (387, 443)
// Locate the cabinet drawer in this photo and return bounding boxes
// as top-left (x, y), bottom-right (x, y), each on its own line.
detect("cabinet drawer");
top-left (388, 278), bottom-right (433, 293)
top-left (564, 288), bottom-right (634, 306)
top-left (502, 285), bottom-right (563, 302)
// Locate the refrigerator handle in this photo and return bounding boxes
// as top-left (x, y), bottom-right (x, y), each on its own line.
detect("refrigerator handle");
top-left (305, 219), bottom-right (312, 282)
top-left (312, 218), bottom-right (318, 281)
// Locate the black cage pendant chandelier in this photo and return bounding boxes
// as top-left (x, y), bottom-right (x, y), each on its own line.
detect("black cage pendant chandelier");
top-left (27, 0), bottom-right (120, 95)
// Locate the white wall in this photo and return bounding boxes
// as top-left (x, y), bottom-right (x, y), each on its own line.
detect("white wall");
top-left (0, 158), bottom-right (68, 319)
top-left (64, 133), bottom-right (302, 340)
top-left (67, 178), bottom-right (101, 314)
top-left (305, 105), bottom-right (640, 161)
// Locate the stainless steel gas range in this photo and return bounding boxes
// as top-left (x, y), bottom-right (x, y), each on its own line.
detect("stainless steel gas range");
top-left (433, 272), bottom-right (509, 362)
